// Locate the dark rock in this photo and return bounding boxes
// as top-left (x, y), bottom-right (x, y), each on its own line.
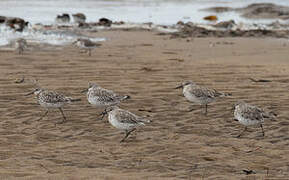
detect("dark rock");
top-left (78, 22), bottom-right (90, 28)
top-left (5, 17), bottom-right (29, 32)
top-left (98, 18), bottom-right (112, 27)
top-left (0, 16), bottom-right (6, 23)
top-left (55, 13), bottom-right (70, 23)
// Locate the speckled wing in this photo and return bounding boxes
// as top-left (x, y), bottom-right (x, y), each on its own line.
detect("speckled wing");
top-left (115, 109), bottom-right (141, 124)
top-left (189, 85), bottom-right (222, 98)
top-left (39, 90), bottom-right (68, 103)
top-left (90, 88), bottom-right (118, 103)
top-left (242, 105), bottom-right (265, 121)
top-left (83, 40), bottom-right (101, 47)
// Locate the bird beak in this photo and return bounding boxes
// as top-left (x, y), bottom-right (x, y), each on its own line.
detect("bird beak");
top-left (81, 89), bottom-right (88, 93)
top-left (25, 90), bottom-right (35, 96)
top-left (175, 85), bottom-right (183, 89)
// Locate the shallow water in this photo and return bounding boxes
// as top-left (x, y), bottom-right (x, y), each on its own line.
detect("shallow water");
top-left (1, 0), bottom-right (289, 46)
top-left (0, 25), bottom-right (105, 46)
top-left (1, 0), bottom-right (289, 25)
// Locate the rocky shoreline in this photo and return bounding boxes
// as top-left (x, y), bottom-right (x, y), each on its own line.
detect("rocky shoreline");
top-left (170, 21), bottom-right (289, 39)
top-left (204, 3), bottom-right (289, 20)
top-left (1, 3), bottom-right (289, 48)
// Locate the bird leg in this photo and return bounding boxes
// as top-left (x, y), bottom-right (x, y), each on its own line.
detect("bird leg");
top-left (88, 49), bottom-right (91, 56)
top-left (260, 124), bottom-right (265, 137)
top-left (37, 110), bottom-right (49, 121)
top-left (120, 129), bottom-right (136, 143)
top-left (58, 108), bottom-right (67, 123)
top-left (98, 111), bottom-right (106, 120)
top-left (204, 104), bottom-right (208, 115)
top-left (236, 127), bottom-right (247, 138)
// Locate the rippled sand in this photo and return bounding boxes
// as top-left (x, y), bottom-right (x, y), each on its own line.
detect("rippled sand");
top-left (0, 30), bottom-right (288, 179)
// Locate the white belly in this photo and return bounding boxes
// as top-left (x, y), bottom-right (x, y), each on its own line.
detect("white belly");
top-left (183, 91), bottom-right (214, 105)
top-left (235, 113), bottom-right (263, 126)
top-left (88, 96), bottom-right (117, 108)
top-left (39, 101), bottom-right (64, 109)
top-left (88, 98), bottom-right (105, 107)
top-left (108, 113), bottom-right (135, 130)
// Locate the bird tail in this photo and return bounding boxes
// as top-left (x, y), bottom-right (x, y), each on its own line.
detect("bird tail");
top-left (71, 98), bottom-right (82, 102)
top-left (219, 92), bottom-right (232, 97)
top-left (264, 111), bottom-right (277, 121)
top-left (66, 97), bottom-right (82, 102)
top-left (139, 118), bottom-right (151, 124)
top-left (120, 95), bottom-right (130, 101)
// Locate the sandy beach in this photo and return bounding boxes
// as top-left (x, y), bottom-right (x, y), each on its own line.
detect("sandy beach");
top-left (0, 29), bottom-right (289, 179)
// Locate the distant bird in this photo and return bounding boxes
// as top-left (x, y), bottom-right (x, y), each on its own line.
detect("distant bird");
top-left (25, 88), bottom-right (81, 124)
top-left (104, 106), bottom-right (150, 142)
top-left (15, 38), bottom-right (27, 54)
top-left (73, 38), bottom-right (101, 56)
top-left (233, 101), bottom-right (276, 138)
top-left (82, 82), bottom-right (130, 119)
top-left (175, 81), bottom-right (231, 114)
top-left (72, 13), bottom-right (86, 24)
top-left (98, 18), bottom-right (112, 27)
top-left (55, 13), bottom-right (70, 23)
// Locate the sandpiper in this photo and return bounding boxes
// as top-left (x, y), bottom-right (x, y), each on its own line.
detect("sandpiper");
top-left (104, 106), bottom-right (150, 142)
top-left (15, 38), bottom-right (27, 54)
top-left (72, 13), bottom-right (86, 24)
top-left (175, 81), bottom-right (231, 115)
top-left (73, 38), bottom-right (101, 56)
top-left (82, 82), bottom-right (130, 119)
top-left (25, 88), bottom-right (81, 123)
top-left (233, 101), bottom-right (276, 138)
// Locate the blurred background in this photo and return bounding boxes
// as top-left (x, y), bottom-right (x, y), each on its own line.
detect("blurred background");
top-left (0, 0), bottom-right (288, 25)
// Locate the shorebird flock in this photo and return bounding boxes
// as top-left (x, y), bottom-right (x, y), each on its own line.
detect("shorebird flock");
top-left (24, 80), bottom-right (276, 142)
top-left (12, 13), bottom-right (98, 56)
top-left (25, 82), bottom-right (148, 142)
top-left (13, 37), bottom-right (101, 56)
top-left (17, 13), bottom-right (276, 142)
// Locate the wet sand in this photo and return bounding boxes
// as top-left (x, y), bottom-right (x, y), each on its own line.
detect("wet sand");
top-left (0, 30), bottom-right (289, 179)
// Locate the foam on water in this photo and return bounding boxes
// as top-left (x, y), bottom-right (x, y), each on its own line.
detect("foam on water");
top-left (0, 0), bottom-right (288, 25)
top-left (0, 0), bottom-right (289, 46)
top-left (0, 25), bottom-right (105, 46)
